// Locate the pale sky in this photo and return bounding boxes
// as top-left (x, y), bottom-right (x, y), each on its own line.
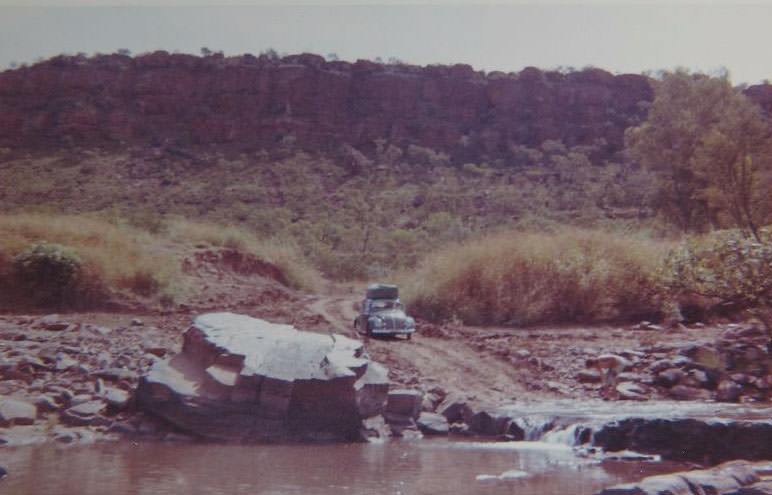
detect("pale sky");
top-left (2, 1), bottom-right (772, 85)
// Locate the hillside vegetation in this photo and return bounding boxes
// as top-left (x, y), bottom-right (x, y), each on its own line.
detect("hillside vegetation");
top-left (1, 55), bottom-right (771, 325)
top-left (0, 141), bottom-right (658, 281)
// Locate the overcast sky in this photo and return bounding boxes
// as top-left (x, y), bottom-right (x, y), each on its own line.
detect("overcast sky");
top-left (2, 1), bottom-right (772, 85)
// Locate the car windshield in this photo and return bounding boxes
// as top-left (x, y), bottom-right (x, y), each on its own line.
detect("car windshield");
top-left (370, 299), bottom-right (403, 311)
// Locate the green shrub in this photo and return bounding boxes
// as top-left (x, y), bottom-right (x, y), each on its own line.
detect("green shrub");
top-left (12, 242), bottom-right (87, 306)
top-left (664, 229), bottom-right (772, 322)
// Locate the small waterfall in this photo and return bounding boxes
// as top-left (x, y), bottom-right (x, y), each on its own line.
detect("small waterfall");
top-left (511, 416), bottom-right (593, 446)
top-left (540, 423), bottom-right (588, 446)
top-left (511, 416), bottom-right (556, 441)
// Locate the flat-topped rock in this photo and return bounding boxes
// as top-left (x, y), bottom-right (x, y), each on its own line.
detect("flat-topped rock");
top-left (136, 313), bottom-right (389, 442)
top-left (0, 397), bottom-right (36, 427)
top-left (597, 460), bottom-right (763, 495)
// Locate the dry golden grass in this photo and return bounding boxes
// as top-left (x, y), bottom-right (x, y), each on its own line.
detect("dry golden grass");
top-left (0, 213), bottom-right (177, 298)
top-left (402, 228), bottom-right (672, 325)
top-left (0, 214), bottom-right (322, 309)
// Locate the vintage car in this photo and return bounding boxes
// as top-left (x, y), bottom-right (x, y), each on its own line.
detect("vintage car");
top-left (354, 284), bottom-right (415, 339)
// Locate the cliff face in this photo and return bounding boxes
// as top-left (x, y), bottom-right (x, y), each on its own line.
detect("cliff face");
top-left (0, 52), bottom-right (656, 161)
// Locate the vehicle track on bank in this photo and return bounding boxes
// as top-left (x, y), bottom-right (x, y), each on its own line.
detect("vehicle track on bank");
top-left (305, 294), bottom-right (530, 403)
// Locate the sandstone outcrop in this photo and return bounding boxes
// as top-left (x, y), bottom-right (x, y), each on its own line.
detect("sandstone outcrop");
top-left (135, 312), bottom-right (389, 442)
top-left (0, 52), bottom-right (653, 161)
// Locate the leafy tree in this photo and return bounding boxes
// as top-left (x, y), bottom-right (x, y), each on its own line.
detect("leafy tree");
top-left (626, 69), bottom-right (772, 237)
top-left (696, 100), bottom-right (771, 240)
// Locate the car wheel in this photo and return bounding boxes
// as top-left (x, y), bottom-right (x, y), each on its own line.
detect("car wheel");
top-left (406, 333), bottom-right (412, 341)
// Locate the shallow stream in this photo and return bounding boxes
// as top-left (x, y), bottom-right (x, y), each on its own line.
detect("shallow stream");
top-left (3, 400), bottom-right (770, 494)
top-left (0, 438), bottom-right (681, 495)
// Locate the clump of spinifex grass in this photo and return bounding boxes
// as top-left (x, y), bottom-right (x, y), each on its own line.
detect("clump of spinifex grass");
top-left (402, 228), bottom-right (670, 326)
top-left (0, 213), bottom-right (178, 308)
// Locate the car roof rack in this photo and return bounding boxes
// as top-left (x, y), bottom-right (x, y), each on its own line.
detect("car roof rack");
top-left (366, 284), bottom-right (398, 300)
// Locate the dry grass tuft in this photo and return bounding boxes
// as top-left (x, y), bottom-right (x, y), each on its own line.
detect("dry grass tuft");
top-left (402, 228), bottom-right (671, 326)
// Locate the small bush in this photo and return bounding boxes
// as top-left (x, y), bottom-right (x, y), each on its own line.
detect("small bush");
top-left (11, 242), bottom-right (86, 306)
top-left (664, 228), bottom-right (772, 322)
top-left (403, 228), bottom-right (668, 326)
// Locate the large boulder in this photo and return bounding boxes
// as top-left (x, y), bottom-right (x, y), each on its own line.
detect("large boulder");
top-left (136, 313), bottom-right (389, 442)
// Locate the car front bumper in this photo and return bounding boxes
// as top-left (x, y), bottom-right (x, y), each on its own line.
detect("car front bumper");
top-left (370, 327), bottom-right (415, 336)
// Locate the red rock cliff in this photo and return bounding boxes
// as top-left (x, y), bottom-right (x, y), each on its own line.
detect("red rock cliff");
top-left (0, 51), bottom-right (656, 160)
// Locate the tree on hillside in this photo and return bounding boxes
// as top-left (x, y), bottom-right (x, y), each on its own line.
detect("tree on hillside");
top-left (625, 69), bottom-right (772, 238)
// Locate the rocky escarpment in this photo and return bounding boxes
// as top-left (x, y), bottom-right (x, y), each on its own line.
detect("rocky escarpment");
top-left (135, 312), bottom-right (389, 442)
top-left (0, 52), bottom-right (653, 161)
top-left (1, 53), bottom-right (770, 164)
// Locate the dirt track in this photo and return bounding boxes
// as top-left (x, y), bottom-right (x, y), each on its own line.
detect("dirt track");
top-left (298, 290), bottom-right (727, 408)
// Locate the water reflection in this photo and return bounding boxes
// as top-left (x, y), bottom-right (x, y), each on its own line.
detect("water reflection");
top-left (1, 439), bottom-right (682, 495)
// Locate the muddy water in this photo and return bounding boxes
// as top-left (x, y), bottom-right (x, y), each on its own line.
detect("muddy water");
top-left (1, 439), bottom-right (681, 495)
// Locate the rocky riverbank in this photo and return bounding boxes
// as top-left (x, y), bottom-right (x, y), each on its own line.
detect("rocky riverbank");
top-left (0, 312), bottom-right (183, 446)
top-left (3, 309), bottom-right (772, 485)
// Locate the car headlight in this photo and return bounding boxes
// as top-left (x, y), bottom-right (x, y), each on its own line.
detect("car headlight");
top-left (406, 317), bottom-right (415, 329)
top-left (371, 317), bottom-right (384, 328)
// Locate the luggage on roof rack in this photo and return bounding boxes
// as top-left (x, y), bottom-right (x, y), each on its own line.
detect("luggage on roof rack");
top-left (366, 284), bottom-right (398, 300)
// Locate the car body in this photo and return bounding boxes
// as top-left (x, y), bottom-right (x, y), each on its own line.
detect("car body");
top-left (354, 284), bottom-right (415, 339)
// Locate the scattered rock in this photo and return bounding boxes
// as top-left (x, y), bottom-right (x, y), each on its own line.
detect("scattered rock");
top-left (0, 464), bottom-right (6, 479)
top-left (130, 318), bottom-right (144, 327)
top-left (650, 359), bottom-right (675, 374)
top-left (717, 380), bottom-right (743, 402)
top-left (616, 382), bottom-right (648, 401)
top-left (144, 347), bottom-right (167, 358)
top-left (34, 395), bottom-right (61, 413)
top-left (54, 353), bottom-right (79, 371)
top-left (0, 397), bottom-right (37, 426)
top-left (384, 389), bottom-right (423, 425)
top-left (668, 384), bottom-right (711, 401)
top-left (654, 368), bottom-right (684, 388)
top-left (441, 402), bottom-right (474, 425)
top-left (37, 315), bottom-right (71, 331)
top-left (101, 387), bottom-right (130, 410)
top-left (598, 473), bottom-right (699, 495)
top-left (688, 369), bottom-right (711, 388)
top-left (467, 411), bottom-right (501, 436)
top-left (577, 369), bottom-right (601, 383)
top-left (94, 368), bottom-right (136, 382)
top-left (60, 400), bottom-right (109, 426)
top-left (546, 381), bottom-right (570, 394)
top-left (416, 412), bottom-right (449, 435)
top-left (108, 422), bottom-right (137, 435)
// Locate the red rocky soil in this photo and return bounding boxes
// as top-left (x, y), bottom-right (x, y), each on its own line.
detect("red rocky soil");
top-left (0, 249), bottom-right (758, 446)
